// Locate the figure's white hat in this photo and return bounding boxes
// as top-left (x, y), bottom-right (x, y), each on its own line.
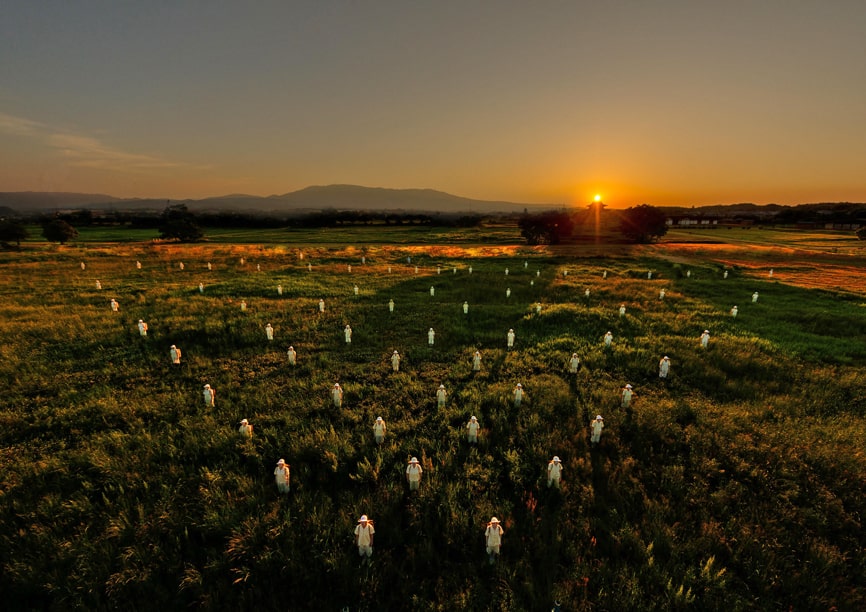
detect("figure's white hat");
top-left (429, 328), bottom-right (434, 331)
top-left (663, 356), bottom-right (669, 360)
top-left (358, 515), bottom-right (368, 522)
top-left (171, 344), bottom-right (176, 348)
top-left (572, 353), bottom-right (578, 357)
top-left (240, 419), bottom-right (248, 424)
top-left (409, 457), bottom-right (419, 464)
top-left (334, 383), bottom-right (340, 387)
top-left (509, 328), bottom-right (514, 332)
top-left (470, 415), bottom-right (477, 421)
top-left (138, 319), bottom-right (143, 322)
top-left (376, 416), bottom-right (383, 422)
top-left (289, 345), bottom-right (294, 349)
top-left (703, 330), bottom-right (709, 333)
top-left (553, 456), bottom-right (561, 462)
top-left (204, 384), bottom-right (211, 388)
top-left (596, 415), bottom-right (603, 420)
top-left (625, 384), bottom-right (632, 389)
top-left (516, 383), bottom-right (522, 388)
top-left (489, 517), bottom-right (500, 523)
top-left (439, 384), bottom-right (445, 388)
top-left (393, 350), bottom-right (399, 354)
top-left (276, 458), bottom-right (285, 465)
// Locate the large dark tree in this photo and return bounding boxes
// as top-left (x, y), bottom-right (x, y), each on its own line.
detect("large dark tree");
top-left (0, 219), bottom-right (29, 247)
top-left (519, 211), bottom-right (575, 245)
top-left (41, 218), bottom-right (78, 244)
top-left (159, 204), bottom-right (204, 242)
top-left (619, 204), bottom-right (668, 243)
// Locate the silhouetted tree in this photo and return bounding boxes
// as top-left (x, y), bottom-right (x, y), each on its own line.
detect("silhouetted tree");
top-left (519, 211), bottom-right (574, 244)
top-left (0, 219), bottom-right (29, 247)
top-left (619, 204), bottom-right (668, 243)
top-left (41, 218), bottom-right (78, 244)
top-left (159, 204), bottom-right (203, 242)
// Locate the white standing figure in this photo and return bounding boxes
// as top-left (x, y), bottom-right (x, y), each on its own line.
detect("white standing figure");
top-left (332, 383), bottom-right (343, 408)
top-left (110, 299), bottom-right (119, 312)
top-left (207, 262), bottom-right (212, 271)
top-left (373, 417), bottom-right (386, 445)
top-left (430, 286), bottom-right (435, 297)
top-left (361, 256), bottom-right (366, 265)
top-left (274, 459), bottom-right (290, 494)
top-left (585, 288), bottom-right (590, 298)
top-left (179, 262), bottom-right (184, 270)
top-left (257, 264), bottom-right (261, 272)
top-left (437, 266), bottom-right (441, 274)
top-left (524, 260), bottom-right (528, 268)
top-left (686, 269), bottom-right (691, 278)
top-left (547, 456), bottom-right (563, 488)
top-left (473, 350), bottom-right (482, 372)
top-left (239, 419), bottom-right (253, 438)
top-left (240, 257), bottom-right (245, 265)
top-left (752, 291), bottom-right (759, 303)
top-left (659, 289), bottom-right (666, 300)
top-left (80, 262), bottom-right (86, 270)
top-left (530, 280), bottom-right (534, 287)
top-left (319, 299), bottom-right (325, 313)
top-left (659, 356), bottom-right (670, 379)
top-left (406, 457), bottom-right (423, 491)
top-left (604, 331), bottom-right (613, 347)
top-left (347, 264), bottom-right (352, 273)
top-left (505, 268), bottom-right (509, 276)
top-left (769, 268), bottom-right (774, 277)
top-left (731, 305), bottom-right (738, 318)
top-left (391, 350), bottom-right (401, 372)
top-left (591, 415), bottom-right (604, 446)
top-left (563, 270), bottom-right (568, 277)
top-left (95, 280), bottom-right (102, 290)
top-left (463, 301), bottom-right (469, 314)
top-left (428, 328), bottom-right (435, 346)
top-left (536, 303), bottom-right (542, 314)
top-left (647, 271), bottom-right (652, 279)
top-left (277, 285), bottom-right (283, 296)
top-left (513, 383), bottom-right (524, 407)
top-left (240, 300), bottom-right (247, 311)
top-left (536, 270), bottom-right (540, 277)
top-left (723, 270), bottom-right (728, 279)
top-left (266, 324), bottom-right (274, 341)
top-left (138, 319), bottom-right (148, 337)
top-left (388, 266), bottom-right (392, 273)
top-left (467, 416), bottom-right (480, 443)
top-left (506, 288), bottom-right (511, 298)
top-left (436, 384), bottom-right (447, 408)
top-left (354, 285), bottom-right (359, 296)
top-left (136, 261), bottom-right (142, 269)
top-left (619, 304), bottom-right (626, 317)
top-left (603, 270), bottom-right (608, 279)
top-left (307, 263), bottom-right (312, 272)
top-left (569, 353), bottom-right (580, 374)
top-left (203, 384), bottom-right (215, 407)
top-left (287, 345), bottom-right (297, 365)
top-left (344, 325), bottom-right (352, 344)
top-left (468, 266), bottom-right (473, 274)
top-left (170, 344), bottom-right (182, 365)
top-left (389, 298), bottom-right (395, 313)
top-left (415, 266), bottom-right (419, 274)
top-left (199, 283), bottom-right (204, 294)
top-left (507, 328), bottom-right (515, 349)
top-left (355, 515), bottom-right (375, 560)
top-left (485, 518), bottom-right (503, 564)
top-left (453, 267), bottom-right (457, 274)
top-left (700, 330), bottom-right (710, 348)
top-left (621, 384), bottom-right (633, 408)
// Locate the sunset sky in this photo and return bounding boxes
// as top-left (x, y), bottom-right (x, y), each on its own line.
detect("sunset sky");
top-left (1, 1), bottom-right (865, 208)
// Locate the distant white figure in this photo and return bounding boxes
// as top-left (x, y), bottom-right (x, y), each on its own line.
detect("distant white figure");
top-left (298, 251), bottom-right (304, 260)
top-left (659, 356), bottom-right (670, 378)
top-left (95, 280), bottom-right (102, 290)
top-left (584, 288), bottom-right (590, 298)
top-left (203, 384), bottom-right (215, 407)
top-left (621, 384), bottom-right (633, 408)
top-left (388, 298), bottom-right (394, 313)
top-left (535, 302), bottom-right (542, 314)
top-left (307, 263), bottom-right (312, 272)
top-left (179, 262), bottom-right (184, 270)
top-left (430, 286), bottom-right (435, 297)
top-left (590, 415), bottom-right (604, 446)
top-left (428, 328), bottom-right (435, 346)
top-left (453, 267), bottom-right (457, 274)
top-left (752, 291), bottom-right (759, 303)
top-left (207, 262), bottom-right (212, 271)
top-left (199, 283), bottom-right (204, 294)
top-left (354, 285), bottom-right (359, 296)
top-left (647, 271), bottom-right (652, 279)
top-left (240, 300), bottom-right (247, 311)
top-left (569, 353), bottom-right (580, 374)
top-left (136, 261), bottom-right (142, 269)
top-left (274, 459), bottom-right (290, 494)
top-left (319, 299), bottom-right (325, 313)
top-left (473, 350), bottom-right (482, 372)
top-left (506, 288), bottom-right (511, 298)
top-left (769, 268), bottom-right (773, 277)
top-left (505, 268), bottom-right (509, 276)
top-left (415, 266), bottom-right (419, 274)
top-left (347, 264), bottom-right (352, 273)
top-left (80, 262), bottom-right (86, 270)
top-left (700, 330), bottom-right (710, 348)
top-left (355, 515), bottom-right (375, 560)
top-left (407, 256), bottom-right (412, 264)
top-left (723, 270), bottom-right (728, 279)
top-left (406, 457), bottom-right (423, 491)
top-left (239, 418), bottom-right (253, 438)
top-left (463, 301), bottom-right (469, 314)
top-left (659, 289), bottom-right (666, 300)
top-left (388, 266), bottom-right (392, 273)
top-left (686, 270), bottom-right (691, 278)
top-left (602, 270), bottom-right (608, 279)
top-left (240, 257), bottom-right (245, 265)
top-left (373, 417), bottom-right (386, 445)
top-left (563, 270), bottom-right (568, 277)
top-left (391, 350), bottom-right (401, 372)
top-left (138, 319), bottom-right (148, 337)
top-left (524, 261), bottom-right (528, 268)
top-left (536, 270), bottom-right (540, 277)
top-left (507, 329), bottom-right (515, 349)
top-left (547, 456), bottom-right (563, 488)
top-left (344, 325), bottom-right (352, 344)
top-left (731, 305), bottom-right (738, 318)
top-left (437, 266), bottom-right (441, 274)
top-left (287, 345), bottom-right (297, 365)
top-left (485, 518), bottom-right (504, 564)
top-left (110, 299), bottom-right (119, 312)
top-left (332, 383), bottom-right (343, 408)
top-left (467, 416), bottom-right (480, 444)
top-left (277, 285), bottom-right (283, 296)
top-left (604, 331), bottom-right (613, 347)
top-left (361, 256), bottom-right (366, 264)
top-left (619, 304), bottom-right (626, 317)
top-left (266, 324), bottom-right (274, 341)
top-left (170, 344), bottom-right (182, 365)
top-left (530, 280), bottom-right (534, 287)
top-left (468, 266), bottom-right (473, 274)
top-left (436, 384), bottom-right (447, 408)
top-left (513, 383), bottom-right (524, 407)
top-left (256, 264), bottom-right (261, 272)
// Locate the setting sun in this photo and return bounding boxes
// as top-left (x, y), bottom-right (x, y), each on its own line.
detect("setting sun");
top-left (594, 194), bottom-right (602, 202)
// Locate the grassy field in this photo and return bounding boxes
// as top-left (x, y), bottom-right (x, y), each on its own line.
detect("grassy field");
top-left (1, 233), bottom-right (865, 611)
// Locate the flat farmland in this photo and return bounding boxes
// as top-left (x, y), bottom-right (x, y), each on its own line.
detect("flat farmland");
top-left (1, 233), bottom-right (864, 611)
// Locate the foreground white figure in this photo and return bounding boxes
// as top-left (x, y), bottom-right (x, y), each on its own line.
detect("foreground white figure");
top-left (585, 288), bottom-right (590, 298)
top-left (319, 299), bottom-right (325, 313)
top-left (547, 456), bottom-right (563, 488)
top-left (619, 305), bottom-right (626, 317)
top-left (207, 262), bottom-right (212, 271)
top-left (700, 330), bottom-right (710, 348)
top-left (621, 384), bottom-right (633, 408)
top-left (603, 270), bottom-right (608, 279)
top-left (463, 302), bottom-right (469, 314)
top-left (199, 283), bottom-right (204, 294)
top-left (239, 419), bottom-right (253, 438)
top-left (485, 518), bottom-right (504, 564)
top-left (507, 329), bottom-right (515, 349)
top-left (332, 383), bottom-right (343, 408)
top-left (277, 285), bottom-right (283, 296)
top-left (659, 289), bottom-right (666, 300)
top-left (723, 270), bottom-right (728, 279)
top-left (354, 285), bottom-right (359, 296)
top-left (266, 324), bottom-right (274, 341)
top-left (203, 384), bottom-right (215, 407)
top-left (752, 291), bottom-right (759, 303)
top-left (344, 325), bottom-right (352, 344)
top-left (466, 416), bottom-right (480, 443)
top-left (355, 515), bottom-right (375, 559)
top-left (391, 350), bottom-right (401, 372)
top-left (428, 328), bottom-right (435, 346)
top-left (95, 280), bottom-right (102, 290)
top-left (170, 344), bottom-right (182, 365)
top-left (406, 457), bottom-right (423, 491)
top-left (506, 288), bottom-right (511, 298)
top-left (436, 384), bottom-right (447, 408)
top-left (373, 417), bottom-right (386, 445)
top-left (240, 300), bottom-right (247, 312)
top-left (388, 299), bottom-right (394, 313)
top-left (659, 356), bottom-right (670, 378)
top-left (513, 383), bottom-right (524, 407)
top-left (569, 353), bottom-right (580, 374)
top-left (138, 320), bottom-right (148, 337)
top-left (686, 270), bottom-right (691, 278)
top-left (472, 351), bottom-right (482, 372)
top-left (591, 415), bottom-right (604, 445)
top-left (731, 306), bottom-right (738, 318)
top-left (274, 459), bottom-right (290, 494)
top-left (604, 331), bottom-right (613, 347)
top-left (430, 286), bottom-right (435, 297)
top-left (287, 346), bottom-right (297, 365)
top-left (110, 299), bottom-right (119, 312)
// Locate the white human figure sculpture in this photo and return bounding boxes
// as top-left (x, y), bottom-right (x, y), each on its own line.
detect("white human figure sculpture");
top-left (604, 331), bottom-right (613, 347)
top-left (507, 329), bottom-right (515, 349)
top-left (731, 306), bottom-right (738, 318)
top-left (472, 351), bottom-right (482, 372)
top-left (345, 325), bottom-right (352, 343)
top-left (277, 285), bottom-right (283, 296)
top-left (569, 353), bottom-right (580, 374)
top-left (619, 305), bottom-right (626, 317)
top-left (391, 350), bottom-right (401, 372)
top-left (319, 299), bottom-right (325, 313)
top-left (95, 280), bottom-right (102, 290)
top-left (647, 271), bottom-right (652, 279)
top-left (266, 324), bottom-right (274, 341)
top-left (700, 330), bottom-right (710, 348)
top-left (428, 328), bottom-right (435, 346)
top-left (389, 299), bottom-right (395, 313)
top-left (463, 302), bottom-right (469, 314)
top-left (752, 291), bottom-right (759, 303)
top-left (287, 346), bottom-right (297, 365)
top-left (203, 384), bottom-right (215, 407)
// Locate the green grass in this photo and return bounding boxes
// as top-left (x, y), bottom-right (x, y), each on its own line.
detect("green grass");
top-left (0, 239), bottom-right (864, 611)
